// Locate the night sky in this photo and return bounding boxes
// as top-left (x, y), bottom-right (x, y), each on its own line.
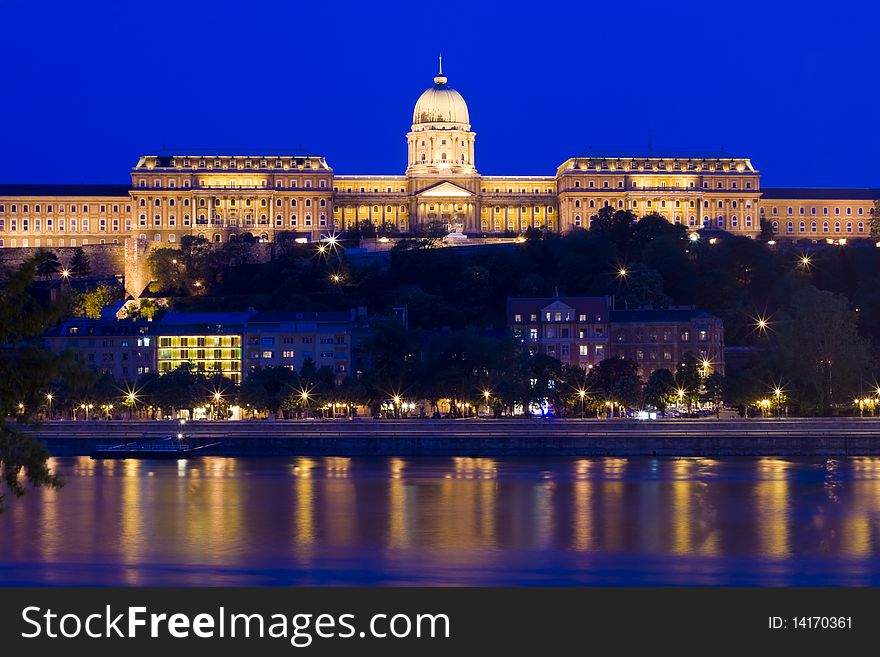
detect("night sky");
top-left (1, 0), bottom-right (876, 187)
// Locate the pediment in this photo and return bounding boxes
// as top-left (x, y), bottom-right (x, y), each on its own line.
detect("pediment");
top-left (541, 300), bottom-right (575, 315)
top-left (417, 181), bottom-right (474, 198)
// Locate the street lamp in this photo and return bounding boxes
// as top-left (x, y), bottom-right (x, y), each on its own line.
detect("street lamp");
top-left (773, 386), bottom-right (783, 418)
top-left (45, 393), bottom-right (53, 419)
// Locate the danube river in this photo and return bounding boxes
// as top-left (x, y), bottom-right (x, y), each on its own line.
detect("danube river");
top-left (2, 456), bottom-right (880, 586)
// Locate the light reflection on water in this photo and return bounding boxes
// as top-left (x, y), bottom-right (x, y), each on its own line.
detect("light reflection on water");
top-left (3, 456), bottom-right (880, 586)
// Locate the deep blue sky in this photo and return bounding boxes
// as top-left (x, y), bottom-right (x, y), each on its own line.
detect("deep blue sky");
top-left (1, 0), bottom-right (877, 187)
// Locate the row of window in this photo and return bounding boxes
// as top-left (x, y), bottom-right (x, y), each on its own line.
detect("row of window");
top-left (513, 312), bottom-right (604, 323)
top-left (158, 157), bottom-right (322, 169)
top-left (571, 179), bottom-right (754, 190)
top-left (0, 237), bottom-right (118, 247)
top-left (248, 350), bottom-right (338, 359)
top-left (138, 197), bottom-right (326, 208)
top-left (0, 203), bottom-right (130, 214)
top-left (573, 198), bottom-right (752, 210)
top-left (575, 160), bottom-right (746, 172)
top-left (769, 206), bottom-right (865, 216)
top-left (136, 177), bottom-right (328, 189)
top-left (773, 221), bottom-right (865, 234)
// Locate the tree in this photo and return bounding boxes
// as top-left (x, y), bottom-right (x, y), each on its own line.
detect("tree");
top-left (644, 368), bottom-right (676, 414)
top-left (586, 357), bottom-right (643, 414)
top-left (67, 247), bottom-right (91, 277)
top-left (675, 352), bottom-right (702, 409)
top-left (240, 366), bottom-right (299, 417)
top-left (759, 218), bottom-right (775, 242)
top-left (144, 364), bottom-right (206, 418)
top-left (772, 285), bottom-right (871, 414)
top-left (870, 200), bottom-right (880, 239)
top-left (0, 256), bottom-right (66, 512)
top-left (702, 372), bottom-right (726, 416)
top-left (35, 249), bottom-right (61, 279)
top-left (73, 284), bottom-right (122, 319)
top-left (589, 207), bottom-right (637, 255)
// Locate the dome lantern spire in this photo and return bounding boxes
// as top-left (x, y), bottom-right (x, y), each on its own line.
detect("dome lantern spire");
top-left (434, 54), bottom-right (447, 86)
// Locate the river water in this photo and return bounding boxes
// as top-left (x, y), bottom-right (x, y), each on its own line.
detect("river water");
top-left (1, 456), bottom-right (879, 586)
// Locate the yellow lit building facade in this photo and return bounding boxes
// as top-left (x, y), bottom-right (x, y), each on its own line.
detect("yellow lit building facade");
top-left (155, 312), bottom-right (249, 384)
top-left (1, 64), bottom-right (877, 251)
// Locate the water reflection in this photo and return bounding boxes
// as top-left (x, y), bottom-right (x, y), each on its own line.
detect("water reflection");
top-left (3, 456), bottom-right (880, 586)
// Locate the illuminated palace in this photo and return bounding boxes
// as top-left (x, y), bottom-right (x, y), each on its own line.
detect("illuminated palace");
top-left (1, 62), bottom-right (878, 253)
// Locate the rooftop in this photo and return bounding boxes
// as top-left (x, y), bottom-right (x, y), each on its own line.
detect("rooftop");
top-left (0, 184), bottom-right (131, 197)
top-left (159, 311), bottom-right (253, 326)
top-left (761, 188), bottom-right (880, 201)
top-left (572, 150), bottom-right (743, 160)
top-left (610, 308), bottom-right (717, 323)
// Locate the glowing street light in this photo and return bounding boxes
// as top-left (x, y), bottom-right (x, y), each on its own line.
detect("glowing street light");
top-left (799, 254), bottom-right (812, 269)
top-left (60, 268), bottom-right (70, 280)
top-left (617, 267), bottom-right (628, 279)
top-left (751, 314), bottom-right (772, 335)
top-left (577, 388), bottom-right (587, 418)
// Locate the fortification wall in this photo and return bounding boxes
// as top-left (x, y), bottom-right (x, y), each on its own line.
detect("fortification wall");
top-left (0, 243), bottom-right (125, 277)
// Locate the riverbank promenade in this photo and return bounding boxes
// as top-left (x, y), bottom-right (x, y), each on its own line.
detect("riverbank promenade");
top-left (33, 417), bottom-right (880, 457)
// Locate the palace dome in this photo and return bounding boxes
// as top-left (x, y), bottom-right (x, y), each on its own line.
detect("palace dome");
top-left (412, 68), bottom-right (469, 126)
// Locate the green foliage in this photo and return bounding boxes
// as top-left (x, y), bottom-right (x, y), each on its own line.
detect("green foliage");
top-left (240, 366), bottom-right (299, 416)
top-left (67, 247), bottom-right (91, 277)
top-left (869, 200), bottom-right (880, 239)
top-left (35, 249), bottom-right (61, 279)
top-left (770, 285), bottom-right (871, 413)
top-left (73, 284), bottom-right (122, 319)
top-left (141, 363), bottom-right (208, 417)
top-left (0, 256), bottom-right (66, 512)
top-left (586, 358), bottom-right (643, 410)
top-left (675, 352), bottom-right (703, 407)
top-left (644, 368), bottom-right (676, 412)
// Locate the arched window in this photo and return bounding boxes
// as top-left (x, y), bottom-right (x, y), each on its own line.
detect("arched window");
top-left (575, 200), bottom-right (581, 208)
top-left (139, 199), bottom-right (146, 206)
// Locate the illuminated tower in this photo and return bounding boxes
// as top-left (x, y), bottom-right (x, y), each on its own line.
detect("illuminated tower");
top-left (406, 57), bottom-right (477, 177)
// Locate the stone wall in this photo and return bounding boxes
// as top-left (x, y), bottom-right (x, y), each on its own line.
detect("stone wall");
top-left (3, 239), bottom-right (296, 298)
top-left (0, 243), bottom-right (125, 277)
